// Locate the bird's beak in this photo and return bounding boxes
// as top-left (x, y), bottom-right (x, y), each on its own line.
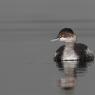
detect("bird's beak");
top-left (51, 38), bottom-right (59, 42)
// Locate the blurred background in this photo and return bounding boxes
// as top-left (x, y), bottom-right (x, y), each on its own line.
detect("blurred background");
top-left (0, 0), bottom-right (95, 95)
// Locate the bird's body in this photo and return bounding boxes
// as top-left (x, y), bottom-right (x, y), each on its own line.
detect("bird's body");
top-left (54, 43), bottom-right (94, 62)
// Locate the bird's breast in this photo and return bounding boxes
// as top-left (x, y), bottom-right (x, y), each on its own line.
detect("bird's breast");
top-left (62, 48), bottom-right (79, 61)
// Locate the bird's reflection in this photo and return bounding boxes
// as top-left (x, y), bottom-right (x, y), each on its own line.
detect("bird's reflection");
top-left (56, 60), bottom-right (94, 90)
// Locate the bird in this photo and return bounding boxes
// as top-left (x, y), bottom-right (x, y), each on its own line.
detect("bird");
top-left (52, 28), bottom-right (94, 62)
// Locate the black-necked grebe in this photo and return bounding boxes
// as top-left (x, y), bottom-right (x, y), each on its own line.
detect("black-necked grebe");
top-left (52, 28), bottom-right (94, 62)
top-left (52, 28), bottom-right (94, 89)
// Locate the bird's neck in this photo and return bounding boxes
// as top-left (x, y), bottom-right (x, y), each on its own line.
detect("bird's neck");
top-left (64, 42), bottom-right (75, 49)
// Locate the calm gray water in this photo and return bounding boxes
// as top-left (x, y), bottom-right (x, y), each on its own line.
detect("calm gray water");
top-left (0, 22), bottom-right (95, 95)
top-left (0, 0), bottom-right (95, 95)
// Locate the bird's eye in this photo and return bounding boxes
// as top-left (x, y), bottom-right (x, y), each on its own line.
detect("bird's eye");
top-left (58, 32), bottom-right (73, 38)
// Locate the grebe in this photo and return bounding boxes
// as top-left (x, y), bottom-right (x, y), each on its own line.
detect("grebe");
top-left (52, 28), bottom-right (94, 89)
top-left (52, 28), bottom-right (94, 62)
